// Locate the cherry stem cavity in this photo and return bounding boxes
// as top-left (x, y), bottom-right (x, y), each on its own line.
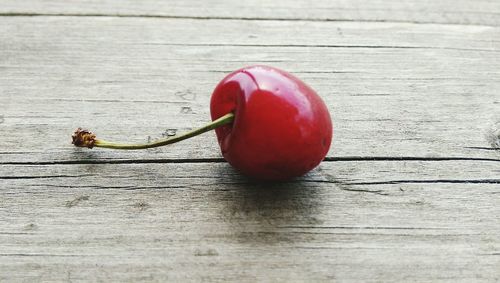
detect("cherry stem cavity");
top-left (72, 112), bottom-right (235, 150)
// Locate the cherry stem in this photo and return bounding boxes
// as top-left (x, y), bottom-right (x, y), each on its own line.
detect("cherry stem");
top-left (72, 112), bottom-right (234, 150)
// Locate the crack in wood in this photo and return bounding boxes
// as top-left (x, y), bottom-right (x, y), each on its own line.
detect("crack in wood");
top-left (139, 42), bottom-right (500, 53)
top-left (0, 174), bottom-right (94, 180)
top-left (339, 188), bottom-right (388, 195)
top-left (278, 226), bottom-right (450, 230)
top-left (326, 157), bottom-right (500, 162)
top-left (348, 179), bottom-right (500, 185)
top-left (0, 12), bottom-right (496, 27)
top-left (242, 231), bottom-right (478, 236)
top-left (1, 156), bottom-right (499, 166)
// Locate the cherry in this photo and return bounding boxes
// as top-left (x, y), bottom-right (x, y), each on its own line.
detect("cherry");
top-left (72, 65), bottom-right (332, 181)
top-left (210, 66), bottom-right (332, 180)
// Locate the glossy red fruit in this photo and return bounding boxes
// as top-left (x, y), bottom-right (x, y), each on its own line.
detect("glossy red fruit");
top-left (210, 65), bottom-right (333, 181)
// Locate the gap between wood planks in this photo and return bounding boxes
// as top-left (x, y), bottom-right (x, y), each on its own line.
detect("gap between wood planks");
top-left (1, 156), bottom-right (498, 165)
top-left (2, 176), bottom-right (499, 185)
top-left (1, 157), bottom-right (499, 184)
top-left (0, 12), bottom-right (496, 27)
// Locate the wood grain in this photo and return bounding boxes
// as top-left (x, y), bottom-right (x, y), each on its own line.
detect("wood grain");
top-left (1, 161), bottom-right (499, 282)
top-left (0, 1), bottom-right (499, 282)
top-left (1, 17), bottom-right (499, 163)
top-left (1, 0), bottom-right (500, 26)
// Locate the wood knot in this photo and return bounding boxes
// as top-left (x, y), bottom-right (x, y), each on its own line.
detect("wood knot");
top-left (72, 128), bottom-right (96, 148)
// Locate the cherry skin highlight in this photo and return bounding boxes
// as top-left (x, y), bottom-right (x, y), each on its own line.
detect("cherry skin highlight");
top-left (210, 65), bottom-right (333, 181)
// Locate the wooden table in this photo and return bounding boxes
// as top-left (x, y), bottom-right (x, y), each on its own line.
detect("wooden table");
top-left (1, 1), bottom-right (499, 281)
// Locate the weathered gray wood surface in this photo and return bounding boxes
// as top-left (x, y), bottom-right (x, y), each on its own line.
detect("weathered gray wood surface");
top-left (1, 162), bottom-right (499, 282)
top-left (1, 17), bottom-right (499, 162)
top-left (0, 0), bottom-right (499, 282)
top-left (2, 0), bottom-right (500, 26)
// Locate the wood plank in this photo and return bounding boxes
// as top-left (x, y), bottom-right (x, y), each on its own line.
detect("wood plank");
top-left (0, 8), bottom-right (499, 282)
top-left (1, 0), bottom-right (500, 26)
top-left (1, 17), bottom-right (499, 162)
top-left (1, 161), bottom-right (499, 282)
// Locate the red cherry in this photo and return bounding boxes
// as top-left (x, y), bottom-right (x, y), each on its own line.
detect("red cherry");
top-left (210, 66), bottom-right (333, 181)
top-left (72, 65), bottom-right (332, 181)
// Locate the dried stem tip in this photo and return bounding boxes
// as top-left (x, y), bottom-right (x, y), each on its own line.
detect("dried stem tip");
top-left (72, 128), bottom-right (96, 148)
